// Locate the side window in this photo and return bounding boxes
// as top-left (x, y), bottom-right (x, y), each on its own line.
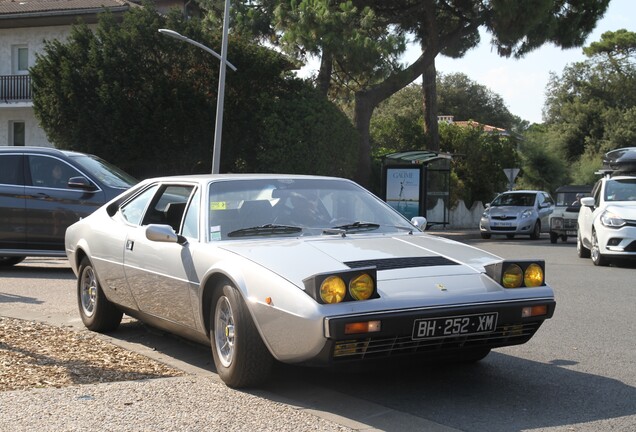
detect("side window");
top-left (141, 185), bottom-right (194, 232)
top-left (182, 189), bottom-right (200, 239)
top-left (120, 185), bottom-right (159, 225)
top-left (27, 155), bottom-right (82, 189)
top-left (0, 155), bottom-right (23, 185)
top-left (543, 193), bottom-right (554, 206)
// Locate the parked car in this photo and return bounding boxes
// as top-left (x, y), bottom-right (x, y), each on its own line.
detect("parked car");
top-left (480, 190), bottom-right (555, 239)
top-left (577, 148), bottom-right (636, 266)
top-left (66, 174), bottom-right (556, 388)
top-left (0, 146), bottom-right (137, 266)
top-left (548, 185), bottom-right (592, 244)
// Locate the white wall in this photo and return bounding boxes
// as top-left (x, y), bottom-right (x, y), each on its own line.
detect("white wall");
top-left (427, 199), bottom-right (485, 229)
top-left (1, 25), bottom-right (95, 147)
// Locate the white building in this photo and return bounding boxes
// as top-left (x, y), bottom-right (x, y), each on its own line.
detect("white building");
top-left (0, 0), bottom-right (195, 147)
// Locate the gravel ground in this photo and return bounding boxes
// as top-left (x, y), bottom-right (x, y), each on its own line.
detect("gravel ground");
top-left (0, 317), bottom-right (354, 431)
top-left (0, 377), bottom-right (353, 432)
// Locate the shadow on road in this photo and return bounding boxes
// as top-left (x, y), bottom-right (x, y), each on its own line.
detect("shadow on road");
top-left (104, 321), bottom-right (636, 432)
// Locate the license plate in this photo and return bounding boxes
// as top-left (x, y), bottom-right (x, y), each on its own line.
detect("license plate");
top-left (412, 312), bottom-right (498, 340)
top-left (566, 230), bottom-right (576, 235)
top-left (492, 221), bottom-right (511, 227)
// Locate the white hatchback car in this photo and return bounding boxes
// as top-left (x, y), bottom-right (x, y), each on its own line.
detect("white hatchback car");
top-left (577, 175), bottom-right (636, 265)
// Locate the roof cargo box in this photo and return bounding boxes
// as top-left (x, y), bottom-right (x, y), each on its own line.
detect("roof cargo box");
top-left (603, 147), bottom-right (636, 174)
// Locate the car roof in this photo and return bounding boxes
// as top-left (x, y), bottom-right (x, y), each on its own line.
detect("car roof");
top-left (500, 190), bottom-right (544, 194)
top-left (135, 173), bottom-right (350, 185)
top-left (0, 146), bottom-right (88, 158)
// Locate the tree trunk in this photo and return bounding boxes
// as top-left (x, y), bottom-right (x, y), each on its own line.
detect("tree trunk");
top-left (422, 59), bottom-right (439, 151)
top-left (316, 49), bottom-right (333, 97)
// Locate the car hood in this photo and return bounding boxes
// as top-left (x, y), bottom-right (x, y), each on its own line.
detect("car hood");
top-left (605, 203), bottom-right (636, 219)
top-left (218, 233), bottom-right (501, 288)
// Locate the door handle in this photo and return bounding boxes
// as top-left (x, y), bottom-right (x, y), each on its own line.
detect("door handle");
top-left (126, 240), bottom-right (134, 251)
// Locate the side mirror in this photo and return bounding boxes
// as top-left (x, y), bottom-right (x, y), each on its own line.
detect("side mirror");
top-left (410, 216), bottom-right (427, 231)
top-left (145, 224), bottom-right (187, 245)
top-left (68, 176), bottom-right (97, 191)
top-left (580, 197), bottom-right (595, 208)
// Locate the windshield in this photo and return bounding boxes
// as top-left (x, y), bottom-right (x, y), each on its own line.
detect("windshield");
top-left (605, 178), bottom-right (636, 202)
top-left (491, 193), bottom-right (536, 207)
top-left (208, 178), bottom-right (414, 240)
top-left (70, 154), bottom-right (137, 189)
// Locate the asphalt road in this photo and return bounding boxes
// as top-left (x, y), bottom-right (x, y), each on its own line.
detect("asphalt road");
top-left (1, 235), bottom-right (635, 431)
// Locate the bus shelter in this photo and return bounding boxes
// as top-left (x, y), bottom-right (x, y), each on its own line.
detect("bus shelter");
top-left (381, 150), bottom-right (451, 227)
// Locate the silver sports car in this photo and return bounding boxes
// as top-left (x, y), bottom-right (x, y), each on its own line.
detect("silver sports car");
top-left (65, 174), bottom-right (556, 388)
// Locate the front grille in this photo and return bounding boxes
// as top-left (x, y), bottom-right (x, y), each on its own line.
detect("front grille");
top-left (492, 216), bottom-right (517, 221)
top-left (490, 226), bottom-right (518, 231)
top-left (332, 322), bottom-right (541, 360)
top-left (624, 241), bottom-right (636, 252)
top-left (564, 219), bottom-right (577, 230)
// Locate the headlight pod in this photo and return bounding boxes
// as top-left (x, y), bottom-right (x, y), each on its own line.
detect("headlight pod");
top-left (304, 267), bottom-right (378, 304)
top-left (485, 260), bottom-right (545, 288)
top-left (600, 210), bottom-right (626, 228)
top-left (521, 209), bottom-right (533, 219)
top-left (551, 217), bottom-right (563, 229)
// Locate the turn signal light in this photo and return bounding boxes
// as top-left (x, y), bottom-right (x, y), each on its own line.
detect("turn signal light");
top-left (344, 320), bottom-right (381, 334)
top-left (522, 305), bottom-right (548, 317)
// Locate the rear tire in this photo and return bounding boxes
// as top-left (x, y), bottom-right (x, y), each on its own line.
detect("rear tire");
top-left (77, 257), bottom-right (122, 332)
top-left (210, 280), bottom-right (273, 388)
top-left (0, 256), bottom-right (26, 267)
top-left (577, 231), bottom-right (591, 258)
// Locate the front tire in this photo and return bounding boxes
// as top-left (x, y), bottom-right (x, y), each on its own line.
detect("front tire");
top-left (480, 233), bottom-right (491, 239)
top-left (210, 280), bottom-right (273, 388)
top-left (591, 230), bottom-right (609, 266)
top-left (77, 257), bottom-right (123, 332)
top-left (530, 221), bottom-right (541, 240)
top-left (577, 231), bottom-right (591, 258)
top-left (549, 232), bottom-right (558, 244)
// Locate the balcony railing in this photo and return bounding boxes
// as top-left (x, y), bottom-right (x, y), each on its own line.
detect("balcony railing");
top-left (0, 75), bottom-right (32, 102)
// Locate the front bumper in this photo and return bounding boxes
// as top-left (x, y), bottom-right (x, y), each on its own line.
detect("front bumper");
top-left (480, 217), bottom-right (535, 235)
top-left (596, 224), bottom-right (636, 256)
top-left (310, 298), bottom-right (556, 364)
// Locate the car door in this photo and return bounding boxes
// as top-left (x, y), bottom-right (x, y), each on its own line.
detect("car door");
top-left (122, 183), bottom-right (198, 329)
top-left (538, 192), bottom-right (555, 232)
top-left (24, 154), bottom-right (105, 251)
top-left (0, 153), bottom-right (26, 251)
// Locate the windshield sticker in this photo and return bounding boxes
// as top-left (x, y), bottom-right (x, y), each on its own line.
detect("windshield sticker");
top-left (210, 225), bottom-right (222, 241)
top-left (211, 202), bottom-right (227, 210)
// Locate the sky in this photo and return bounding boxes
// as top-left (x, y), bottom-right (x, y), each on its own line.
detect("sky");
top-left (298, 0), bottom-right (635, 125)
top-left (404, 0), bottom-right (636, 124)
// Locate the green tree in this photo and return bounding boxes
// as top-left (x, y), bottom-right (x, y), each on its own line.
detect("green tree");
top-left (30, 6), bottom-right (357, 178)
top-left (439, 122), bottom-right (518, 206)
top-left (223, 1), bottom-right (609, 187)
top-left (543, 28), bottom-right (636, 180)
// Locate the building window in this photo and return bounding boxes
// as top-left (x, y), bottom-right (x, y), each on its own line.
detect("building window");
top-left (9, 121), bottom-right (26, 146)
top-left (12, 45), bottom-right (29, 75)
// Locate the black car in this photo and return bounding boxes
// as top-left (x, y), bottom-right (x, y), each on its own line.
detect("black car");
top-left (0, 147), bottom-right (137, 266)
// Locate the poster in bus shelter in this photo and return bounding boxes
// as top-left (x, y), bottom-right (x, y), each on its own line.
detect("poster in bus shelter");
top-left (385, 167), bottom-right (421, 219)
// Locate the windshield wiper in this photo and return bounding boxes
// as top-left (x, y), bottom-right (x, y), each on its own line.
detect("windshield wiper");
top-left (330, 221), bottom-right (380, 232)
top-left (227, 224), bottom-right (302, 238)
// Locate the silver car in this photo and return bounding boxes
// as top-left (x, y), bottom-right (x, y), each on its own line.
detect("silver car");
top-left (480, 190), bottom-right (555, 239)
top-left (65, 174), bottom-right (556, 388)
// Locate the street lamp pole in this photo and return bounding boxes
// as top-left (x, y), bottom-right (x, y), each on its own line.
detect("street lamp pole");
top-left (158, 0), bottom-right (234, 174)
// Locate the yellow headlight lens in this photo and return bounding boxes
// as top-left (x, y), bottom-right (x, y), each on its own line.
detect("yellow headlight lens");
top-left (502, 264), bottom-right (523, 288)
top-left (349, 273), bottom-right (374, 301)
top-left (524, 263), bottom-right (544, 287)
top-left (320, 276), bottom-right (346, 304)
